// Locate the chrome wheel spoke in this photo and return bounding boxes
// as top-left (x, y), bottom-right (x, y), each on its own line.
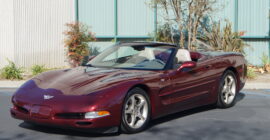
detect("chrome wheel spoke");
top-left (125, 96), bottom-right (135, 114)
top-left (129, 114), bottom-right (136, 127)
top-left (137, 113), bottom-right (145, 121)
top-left (130, 96), bottom-right (136, 109)
top-left (230, 91), bottom-right (235, 96)
top-left (222, 85), bottom-right (227, 93)
top-left (224, 92), bottom-right (229, 103)
top-left (225, 77), bottom-right (229, 87)
top-left (228, 78), bottom-right (233, 86)
top-left (125, 107), bottom-right (133, 114)
top-left (137, 100), bottom-right (145, 109)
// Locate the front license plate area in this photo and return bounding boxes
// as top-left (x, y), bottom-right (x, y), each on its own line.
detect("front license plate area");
top-left (30, 105), bottom-right (52, 119)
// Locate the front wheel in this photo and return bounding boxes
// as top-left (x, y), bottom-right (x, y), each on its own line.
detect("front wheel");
top-left (120, 87), bottom-right (150, 134)
top-left (217, 70), bottom-right (238, 108)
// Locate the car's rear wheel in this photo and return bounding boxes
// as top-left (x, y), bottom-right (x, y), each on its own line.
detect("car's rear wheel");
top-left (217, 70), bottom-right (237, 108)
top-left (120, 87), bottom-right (150, 134)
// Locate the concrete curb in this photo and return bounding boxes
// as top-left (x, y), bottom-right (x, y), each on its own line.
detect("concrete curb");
top-left (0, 80), bottom-right (269, 89)
top-left (0, 80), bottom-right (26, 88)
top-left (243, 83), bottom-right (270, 90)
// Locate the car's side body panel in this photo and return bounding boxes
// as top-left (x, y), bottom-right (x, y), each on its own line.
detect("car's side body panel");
top-left (148, 51), bottom-right (247, 119)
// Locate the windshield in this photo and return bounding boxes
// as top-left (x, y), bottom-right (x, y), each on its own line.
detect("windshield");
top-left (88, 45), bottom-right (174, 70)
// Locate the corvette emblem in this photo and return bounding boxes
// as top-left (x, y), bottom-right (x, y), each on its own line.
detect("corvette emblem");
top-left (44, 95), bottom-right (54, 100)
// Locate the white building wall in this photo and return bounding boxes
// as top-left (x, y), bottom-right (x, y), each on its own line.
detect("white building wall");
top-left (14, 0), bottom-right (75, 68)
top-left (0, 0), bottom-right (15, 68)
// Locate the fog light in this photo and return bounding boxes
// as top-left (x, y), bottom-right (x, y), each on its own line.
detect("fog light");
top-left (85, 111), bottom-right (110, 119)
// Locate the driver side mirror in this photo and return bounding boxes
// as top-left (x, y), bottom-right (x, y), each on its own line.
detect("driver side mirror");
top-left (177, 61), bottom-right (197, 72)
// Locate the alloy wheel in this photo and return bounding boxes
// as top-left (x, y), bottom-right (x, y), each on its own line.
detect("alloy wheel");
top-left (124, 94), bottom-right (148, 129)
top-left (221, 75), bottom-right (236, 105)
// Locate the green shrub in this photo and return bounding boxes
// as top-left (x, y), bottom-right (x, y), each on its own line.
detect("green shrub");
top-left (0, 60), bottom-right (23, 80)
top-left (31, 65), bottom-right (47, 76)
top-left (261, 53), bottom-right (270, 72)
top-left (202, 22), bottom-right (248, 54)
top-left (63, 22), bottom-right (96, 67)
top-left (247, 67), bottom-right (256, 79)
top-left (147, 23), bottom-right (174, 43)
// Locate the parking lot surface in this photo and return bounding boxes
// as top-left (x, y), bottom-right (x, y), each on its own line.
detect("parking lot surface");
top-left (0, 88), bottom-right (270, 140)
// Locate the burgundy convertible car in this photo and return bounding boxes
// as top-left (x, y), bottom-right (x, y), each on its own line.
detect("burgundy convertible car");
top-left (11, 42), bottom-right (247, 134)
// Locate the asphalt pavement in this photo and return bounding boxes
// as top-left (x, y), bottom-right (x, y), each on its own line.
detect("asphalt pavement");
top-left (0, 88), bottom-right (270, 140)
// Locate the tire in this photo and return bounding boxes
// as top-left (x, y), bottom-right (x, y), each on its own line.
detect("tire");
top-left (216, 70), bottom-right (238, 108)
top-left (120, 87), bottom-right (151, 134)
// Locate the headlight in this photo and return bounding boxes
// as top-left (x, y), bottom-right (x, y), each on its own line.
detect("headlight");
top-left (85, 111), bottom-right (110, 119)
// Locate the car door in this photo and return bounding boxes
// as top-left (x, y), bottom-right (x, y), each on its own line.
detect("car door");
top-left (168, 59), bottom-right (216, 109)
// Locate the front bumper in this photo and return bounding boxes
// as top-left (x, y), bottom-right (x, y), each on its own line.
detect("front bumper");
top-left (10, 107), bottom-right (119, 134)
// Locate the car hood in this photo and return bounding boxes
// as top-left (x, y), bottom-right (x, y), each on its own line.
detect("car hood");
top-left (30, 66), bottom-right (159, 95)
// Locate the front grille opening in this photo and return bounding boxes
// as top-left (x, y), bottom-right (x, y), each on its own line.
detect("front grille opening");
top-left (76, 121), bottom-right (92, 126)
top-left (55, 113), bottom-right (85, 119)
top-left (16, 105), bottom-right (29, 114)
